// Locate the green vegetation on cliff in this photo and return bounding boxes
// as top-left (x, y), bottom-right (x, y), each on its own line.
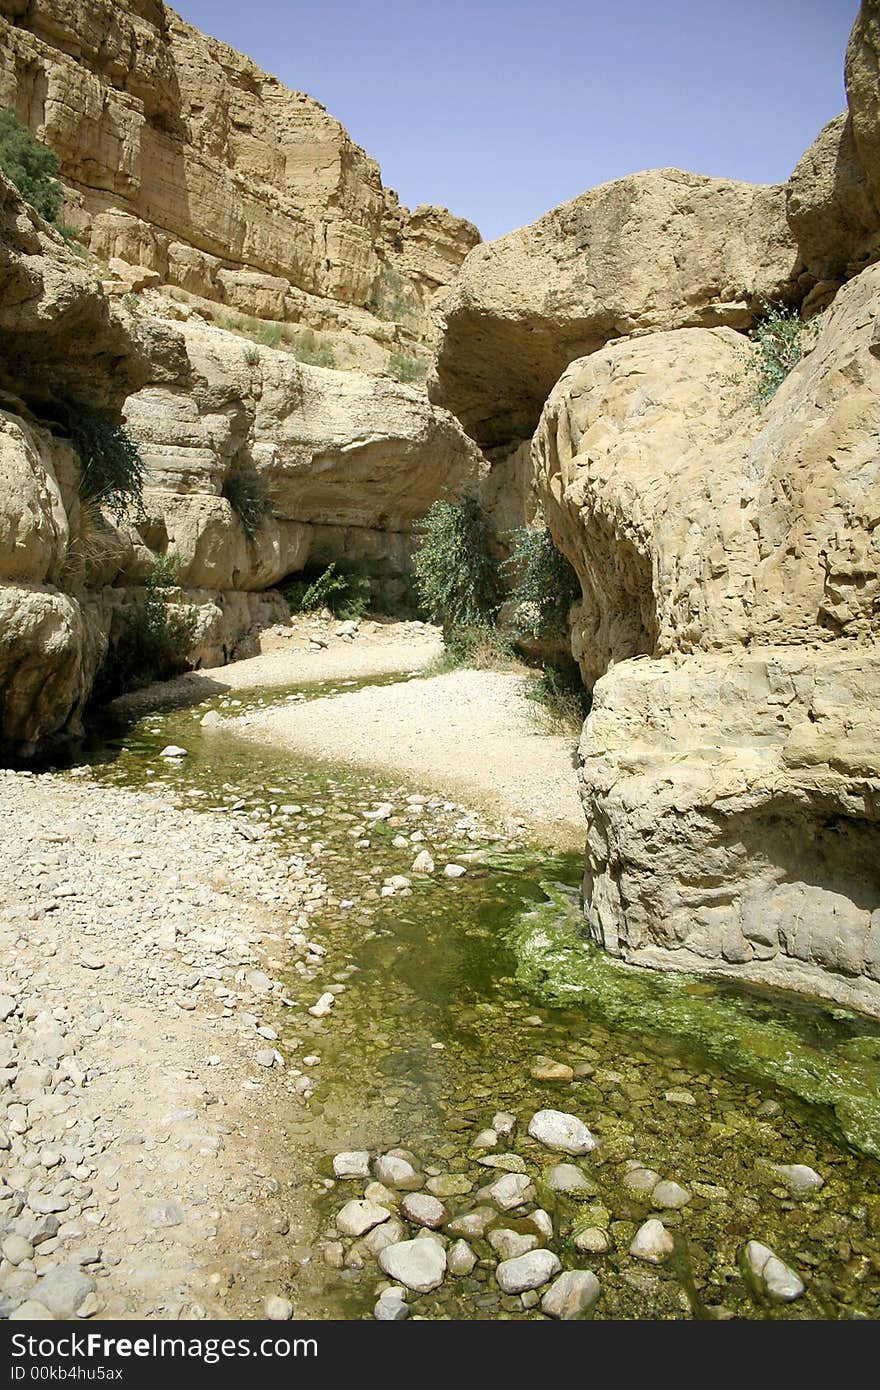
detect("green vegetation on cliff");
top-left (0, 106), bottom-right (64, 225)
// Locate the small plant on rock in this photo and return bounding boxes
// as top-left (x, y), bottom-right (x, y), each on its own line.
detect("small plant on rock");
top-left (503, 522), bottom-right (580, 639)
top-left (66, 401), bottom-right (145, 522)
top-left (523, 663), bottom-right (590, 733)
top-left (388, 352), bottom-right (428, 384)
top-left (222, 469), bottom-right (272, 542)
top-left (738, 300), bottom-right (820, 409)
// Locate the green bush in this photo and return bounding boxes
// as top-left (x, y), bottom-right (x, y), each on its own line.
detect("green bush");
top-left (66, 402), bottom-right (144, 522)
top-left (388, 352), bottom-right (428, 384)
top-left (121, 291), bottom-right (142, 316)
top-left (290, 329), bottom-right (336, 367)
top-left (0, 106), bottom-right (64, 225)
top-left (523, 664), bottom-right (590, 733)
top-left (503, 523), bottom-right (580, 638)
top-left (93, 555), bottom-right (197, 702)
top-left (411, 494), bottom-right (499, 634)
top-left (740, 300), bottom-right (818, 409)
top-left (243, 343), bottom-right (261, 366)
top-left (280, 562), bottom-right (371, 620)
top-left (367, 265), bottom-right (417, 323)
top-left (222, 470), bottom-right (272, 542)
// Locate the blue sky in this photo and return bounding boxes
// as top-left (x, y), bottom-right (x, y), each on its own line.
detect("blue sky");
top-left (174, 0), bottom-right (860, 241)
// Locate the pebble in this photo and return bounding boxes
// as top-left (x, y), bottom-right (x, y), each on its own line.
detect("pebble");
top-left (629, 1219), bottom-right (675, 1264)
top-left (373, 1154), bottom-right (422, 1191)
top-left (333, 1151), bottom-right (372, 1180)
top-left (488, 1229), bottom-right (539, 1260)
top-left (411, 851), bottom-right (435, 875)
top-left (742, 1241), bottom-right (805, 1302)
top-left (400, 1193), bottom-right (447, 1229)
top-left (482, 1172), bottom-right (535, 1211)
top-left (652, 1180), bottom-right (691, 1209)
top-left (265, 1295), bottom-right (293, 1320)
top-left (530, 1056), bottom-right (574, 1082)
top-left (540, 1269), bottom-right (601, 1320)
top-left (527, 1109), bottom-right (596, 1156)
top-left (33, 1265), bottom-right (96, 1318)
top-left (447, 1239), bottom-right (477, 1276)
top-left (496, 1249), bottom-right (561, 1294)
top-left (573, 1227), bottom-right (609, 1254)
top-left (443, 864), bottom-right (466, 879)
top-left (159, 746), bottom-right (187, 759)
top-left (308, 993), bottom-right (335, 1018)
top-left (379, 1239), bottom-right (447, 1292)
top-left (770, 1164), bottom-right (824, 1198)
top-left (623, 1167), bottom-right (661, 1193)
top-left (335, 1200), bottom-right (391, 1237)
top-left (547, 1163), bottom-right (596, 1196)
top-left (373, 1294), bottom-right (409, 1320)
top-left (2, 1235), bottom-right (34, 1265)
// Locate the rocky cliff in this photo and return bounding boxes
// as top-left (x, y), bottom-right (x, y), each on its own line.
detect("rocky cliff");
top-left (426, 1), bottom-right (880, 1012)
top-left (0, 0), bottom-right (479, 372)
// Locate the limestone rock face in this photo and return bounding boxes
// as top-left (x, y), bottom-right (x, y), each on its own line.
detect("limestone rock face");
top-left (533, 267), bottom-right (880, 687)
top-left (786, 3), bottom-right (880, 291)
top-left (0, 0), bottom-right (479, 362)
top-left (122, 319), bottom-right (484, 601)
top-left (533, 265), bottom-right (880, 1013)
top-left (0, 170), bottom-right (147, 408)
top-left (430, 169), bottom-right (797, 453)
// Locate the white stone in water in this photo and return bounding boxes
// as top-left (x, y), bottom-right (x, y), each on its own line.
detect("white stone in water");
top-left (373, 1154), bottom-right (422, 1191)
top-left (335, 1199), bottom-right (391, 1238)
top-left (308, 993), bottom-right (335, 1018)
top-left (363, 1216), bottom-right (406, 1257)
top-left (379, 1239), bottom-right (446, 1292)
top-left (332, 1151), bottom-right (371, 1180)
top-left (742, 1241), bottom-right (805, 1302)
top-left (770, 1164), bottom-right (824, 1198)
top-left (447, 1239), bottom-right (477, 1276)
top-left (445, 1206), bottom-right (496, 1238)
top-left (159, 746), bottom-right (187, 758)
top-left (495, 1249), bottom-right (561, 1294)
top-left (483, 1172), bottom-right (534, 1211)
top-left (488, 1228), bottom-right (539, 1260)
top-left (574, 1226), bottom-right (609, 1254)
top-left (373, 1295), bottom-right (409, 1321)
top-left (540, 1269), bottom-right (601, 1319)
top-left (547, 1164), bottom-right (595, 1196)
top-left (527, 1209), bottom-right (554, 1240)
top-left (623, 1167), bottom-right (661, 1193)
top-left (444, 863), bottom-right (467, 879)
top-left (411, 850), bottom-right (435, 875)
top-left (652, 1180), bottom-right (691, 1209)
top-left (493, 1112), bottom-right (517, 1140)
top-left (364, 804), bottom-right (393, 822)
top-left (629, 1219), bottom-right (674, 1264)
top-left (472, 1128), bottom-right (497, 1150)
top-left (527, 1109), bottom-right (596, 1156)
top-left (400, 1193), bottom-right (447, 1229)
top-left (200, 711), bottom-right (222, 728)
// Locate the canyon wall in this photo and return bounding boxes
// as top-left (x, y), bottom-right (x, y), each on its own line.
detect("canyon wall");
top-left (0, 0), bottom-right (479, 372)
top-left (429, 0), bottom-right (880, 1012)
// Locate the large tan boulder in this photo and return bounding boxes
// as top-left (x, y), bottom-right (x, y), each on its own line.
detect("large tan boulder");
top-left (786, 3), bottom-right (880, 289)
top-left (430, 169), bottom-right (797, 452)
top-left (534, 266), bottom-right (880, 1013)
top-left (0, 0), bottom-right (479, 354)
top-left (533, 265), bottom-right (880, 687)
top-left (580, 648), bottom-right (880, 1016)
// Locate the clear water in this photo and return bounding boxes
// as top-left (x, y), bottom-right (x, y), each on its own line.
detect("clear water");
top-left (63, 680), bottom-right (880, 1320)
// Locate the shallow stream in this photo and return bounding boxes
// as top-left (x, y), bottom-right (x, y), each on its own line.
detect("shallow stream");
top-left (68, 676), bottom-right (880, 1320)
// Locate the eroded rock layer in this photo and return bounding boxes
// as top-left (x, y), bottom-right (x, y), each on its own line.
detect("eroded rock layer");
top-left (0, 0), bottom-right (479, 367)
top-left (532, 263), bottom-right (880, 1012)
top-left (430, 169), bottom-right (798, 454)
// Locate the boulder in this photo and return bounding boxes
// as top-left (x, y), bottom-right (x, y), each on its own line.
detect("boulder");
top-left (430, 168), bottom-right (796, 453)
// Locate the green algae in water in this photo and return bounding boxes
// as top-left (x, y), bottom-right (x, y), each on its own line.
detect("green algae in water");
top-left (507, 883), bottom-right (880, 1157)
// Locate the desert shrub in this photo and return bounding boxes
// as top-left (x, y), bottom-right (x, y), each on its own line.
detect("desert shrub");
top-left (388, 351), bottom-right (428, 384)
top-left (243, 343), bottom-right (261, 366)
top-left (281, 562), bottom-right (371, 620)
top-left (503, 523), bottom-right (580, 638)
top-left (92, 555), bottom-right (197, 702)
top-left (441, 624), bottom-right (516, 669)
top-left (368, 265), bottom-right (418, 323)
top-left (411, 494), bottom-right (499, 634)
top-left (254, 320), bottom-right (284, 350)
top-left (222, 470), bottom-right (272, 542)
top-left (290, 329), bottom-right (336, 368)
top-left (523, 663), bottom-right (590, 733)
top-left (740, 300), bottom-right (818, 409)
top-left (0, 106), bottom-right (64, 224)
top-left (66, 402), bottom-right (144, 522)
top-left (121, 291), bottom-right (142, 315)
